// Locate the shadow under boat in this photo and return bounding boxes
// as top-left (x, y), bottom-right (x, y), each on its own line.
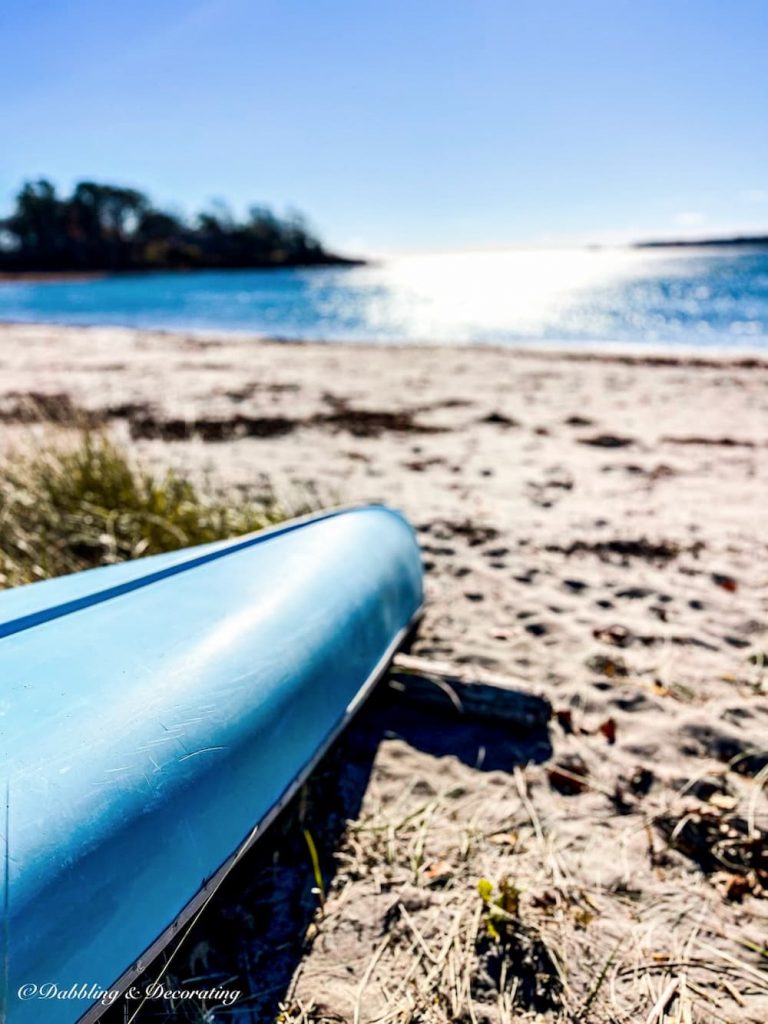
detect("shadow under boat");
top-left (98, 663), bottom-right (552, 1023)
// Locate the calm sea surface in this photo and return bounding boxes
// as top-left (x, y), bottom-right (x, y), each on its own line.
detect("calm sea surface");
top-left (1, 247), bottom-right (767, 350)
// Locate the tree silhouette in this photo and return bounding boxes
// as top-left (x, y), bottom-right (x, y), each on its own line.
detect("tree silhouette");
top-left (0, 178), bottom-right (352, 273)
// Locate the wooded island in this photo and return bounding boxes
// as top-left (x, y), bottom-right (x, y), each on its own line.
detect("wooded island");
top-left (0, 179), bottom-right (355, 274)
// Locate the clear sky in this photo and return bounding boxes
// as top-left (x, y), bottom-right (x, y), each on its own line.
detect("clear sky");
top-left (1, 0), bottom-right (766, 255)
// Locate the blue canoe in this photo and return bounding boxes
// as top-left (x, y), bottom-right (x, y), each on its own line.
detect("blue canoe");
top-left (1, 505), bottom-right (423, 1024)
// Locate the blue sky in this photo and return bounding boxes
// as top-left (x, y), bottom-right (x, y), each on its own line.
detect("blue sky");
top-left (1, 0), bottom-right (766, 255)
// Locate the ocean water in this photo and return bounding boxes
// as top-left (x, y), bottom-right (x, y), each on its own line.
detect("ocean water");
top-left (1, 246), bottom-right (767, 351)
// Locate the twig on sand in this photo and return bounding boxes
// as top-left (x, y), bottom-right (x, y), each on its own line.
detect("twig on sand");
top-left (645, 976), bottom-right (678, 1024)
top-left (577, 936), bottom-right (624, 1020)
top-left (696, 941), bottom-right (768, 991)
top-left (397, 903), bottom-right (439, 966)
top-left (388, 653), bottom-right (552, 727)
top-left (353, 934), bottom-right (391, 1024)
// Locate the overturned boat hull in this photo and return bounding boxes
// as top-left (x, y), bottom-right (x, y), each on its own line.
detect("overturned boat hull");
top-left (2, 505), bottom-right (423, 1023)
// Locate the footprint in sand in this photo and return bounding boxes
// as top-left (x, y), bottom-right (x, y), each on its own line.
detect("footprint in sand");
top-left (616, 586), bottom-right (654, 599)
top-left (422, 544), bottom-right (456, 556)
top-left (563, 578), bottom-right (588, 593)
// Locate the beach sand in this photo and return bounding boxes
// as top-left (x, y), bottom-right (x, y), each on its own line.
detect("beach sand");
top-left (2, 322), bottom-right (767, 1022)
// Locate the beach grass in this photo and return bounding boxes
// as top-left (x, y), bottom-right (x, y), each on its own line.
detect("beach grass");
top-left (0, 431), bottom-right (290, 588)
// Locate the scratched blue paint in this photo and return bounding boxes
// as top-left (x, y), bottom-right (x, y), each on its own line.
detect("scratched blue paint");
top-left (1, 506), bottom-right (423, 1023)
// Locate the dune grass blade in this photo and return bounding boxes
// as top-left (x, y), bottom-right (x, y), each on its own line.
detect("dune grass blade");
top-left (0, 432), bottom-right (291, 588)
top-left (303, 828), bottom-right (326, 908)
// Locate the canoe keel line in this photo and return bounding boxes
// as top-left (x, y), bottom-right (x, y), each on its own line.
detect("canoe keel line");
top-left (1, 505), bottom-right (424, 1024)
top-left (79, 610), bottom-right (420, 1024)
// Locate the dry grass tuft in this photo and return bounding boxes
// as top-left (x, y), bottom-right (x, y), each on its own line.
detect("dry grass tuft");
top-left (280, 738), bottom-right (768, 1024)
top-left (0, 431), bottom-right (292, 587)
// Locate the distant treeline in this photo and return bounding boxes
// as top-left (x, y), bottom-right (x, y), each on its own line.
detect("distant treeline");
top-left (0, 179), bottom-right (355, 273)
top-left (636, 235), bottom-right (768, 249)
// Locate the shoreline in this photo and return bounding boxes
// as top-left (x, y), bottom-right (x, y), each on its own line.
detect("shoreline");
top-left (0, 271), bottom-right (109, 283)
top-left (0, 257), bottom-right (364, 286)
top-left (2, 317), bottom-right (768, 367)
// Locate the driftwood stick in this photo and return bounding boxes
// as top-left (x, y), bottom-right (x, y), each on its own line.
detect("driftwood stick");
top-left (386, 653), bottom-right (552, 729)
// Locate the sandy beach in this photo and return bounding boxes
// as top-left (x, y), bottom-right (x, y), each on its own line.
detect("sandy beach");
top-left (2, 322), bottom-right (767, 1022)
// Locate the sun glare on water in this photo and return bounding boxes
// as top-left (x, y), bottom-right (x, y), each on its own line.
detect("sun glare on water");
top-left (301, 246), bottom-right (718, 346)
